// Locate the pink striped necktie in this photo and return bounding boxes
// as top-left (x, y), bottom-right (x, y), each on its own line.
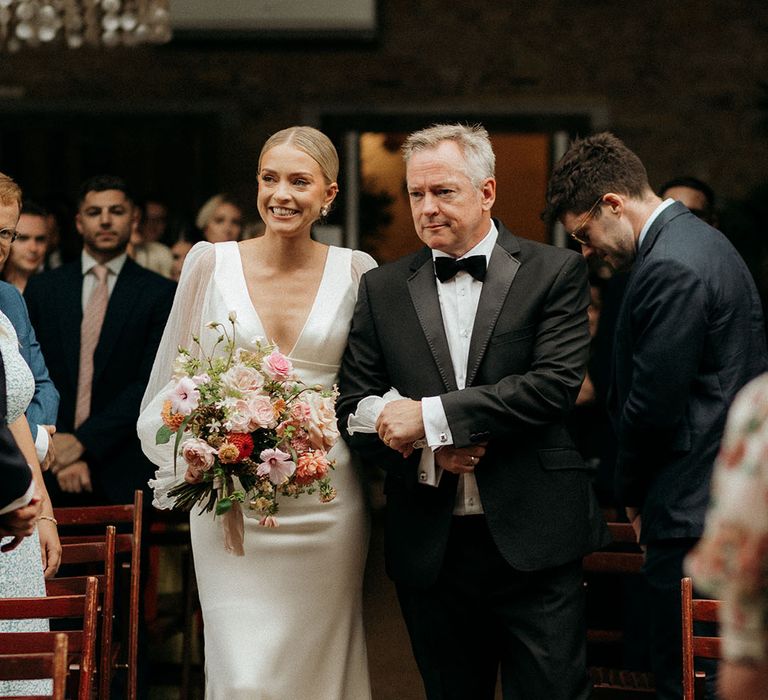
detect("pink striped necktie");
top-left (74, 264), bottom-right (109, 428)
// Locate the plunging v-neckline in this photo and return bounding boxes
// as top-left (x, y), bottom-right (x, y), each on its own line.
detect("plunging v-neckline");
top-left (235, 244), bottom-right (334, 358)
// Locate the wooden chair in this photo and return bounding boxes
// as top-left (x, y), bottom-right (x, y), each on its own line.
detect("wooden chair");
top-left (47, 526), bottom-right (117, 700)
top-left (0, 631), bottom-right (68, 700)
top-left (54, 490), bottom-right (142, 700)
top-left (681, 576), bottom-right (721, 700)
top-left (584, 521), bottom-right (653, 697)
top-left (0, 576), bottom-right (99, 700)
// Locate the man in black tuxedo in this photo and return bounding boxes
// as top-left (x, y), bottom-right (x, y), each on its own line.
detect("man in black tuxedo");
top-left (545, 132), bottom-right (768, 700)
top-left (25, 175), bottom-right (175, 506)
top-left (338, 124), bottom-right (607, 699)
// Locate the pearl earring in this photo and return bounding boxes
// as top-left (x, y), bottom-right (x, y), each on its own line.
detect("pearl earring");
top-left (320, 205), bottom-right (329, 217)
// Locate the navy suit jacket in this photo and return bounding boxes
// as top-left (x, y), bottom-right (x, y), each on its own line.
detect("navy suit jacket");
top-left (610, 202), bottom-right (768, 543)
top-left (25, 257), bottom-right (175, 505)
top-left (0, 280), bottom-right (59, 436)
top-left (338, 221), bottom-right (609, 587)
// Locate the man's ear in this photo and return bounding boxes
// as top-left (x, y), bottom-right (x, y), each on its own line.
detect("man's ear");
top-left (602, 192), bottom-right (625, 216)
top-left (480, 178), bottom-right (496, 211)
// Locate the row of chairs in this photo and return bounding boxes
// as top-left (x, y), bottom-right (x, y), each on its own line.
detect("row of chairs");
top-left (0, 490), bottom-right (143, 699)
top-left (585, 520), bottom-right (721, 700)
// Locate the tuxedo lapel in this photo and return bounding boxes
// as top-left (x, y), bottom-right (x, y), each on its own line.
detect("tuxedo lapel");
top-left (407, 252), bottom-right (458, 392)
top-left (60, 263), bottom-right (84, 386)
top-left (466, 224), bottom-right (520, 387)
top-left (93, 259), bottom-right (140, 382)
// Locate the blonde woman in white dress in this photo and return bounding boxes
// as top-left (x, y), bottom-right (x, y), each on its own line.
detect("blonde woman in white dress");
top-left (138, 127), bottom-right (375, 699)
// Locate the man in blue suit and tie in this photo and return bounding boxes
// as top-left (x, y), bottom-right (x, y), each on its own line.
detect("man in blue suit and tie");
top-left (545, 132), bottom-right (768, 699)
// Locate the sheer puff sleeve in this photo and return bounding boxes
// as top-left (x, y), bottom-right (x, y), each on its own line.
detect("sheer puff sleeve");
top-left (137, 241), bottom-right (215, 509)
top-left (351, 250), bottom-right (377, 287)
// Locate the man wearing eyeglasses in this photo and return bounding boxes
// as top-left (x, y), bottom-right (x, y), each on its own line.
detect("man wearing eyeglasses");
top-left (544, 132), bottom-right (768, 700)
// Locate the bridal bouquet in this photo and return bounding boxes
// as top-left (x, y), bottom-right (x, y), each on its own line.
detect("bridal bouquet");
top-left (155, 312), bottom-right (338, 553)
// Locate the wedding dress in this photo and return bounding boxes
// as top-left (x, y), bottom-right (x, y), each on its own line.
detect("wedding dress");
top-left (138, 241), bottom-right (375, 700)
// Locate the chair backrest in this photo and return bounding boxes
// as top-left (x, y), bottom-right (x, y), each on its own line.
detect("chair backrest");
top-left (49, 526), bottom-right (116, 700)
top-left (53, 490), bottom-right (142, 700)
top-left (584, 521), bottom-right (652, 696)
top-left (681, 576), bottom-right (721, 700)
top-left (0, 631), bottom-right (68, 700)
top-left (0, 576), bottom-right (98, 700)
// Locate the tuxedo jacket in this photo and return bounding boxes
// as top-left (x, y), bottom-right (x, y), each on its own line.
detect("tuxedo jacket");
top-left (338, 221), bottom-right (609, 587)
top-left (25, 257), bottom-right (175, 505)
top-left (610, 202), bottom-right (768, 543)
top-left (0, 280), bottom-right (59, 433)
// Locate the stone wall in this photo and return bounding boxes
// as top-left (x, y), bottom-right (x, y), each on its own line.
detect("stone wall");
top-left (0, 0), bottom-right (766, 213)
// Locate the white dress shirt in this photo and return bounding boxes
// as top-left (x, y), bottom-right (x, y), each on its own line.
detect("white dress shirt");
top-left (419, 223), bottom-right (498, 515)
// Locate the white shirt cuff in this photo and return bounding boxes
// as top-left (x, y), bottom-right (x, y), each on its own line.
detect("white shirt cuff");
top-left (0, 474), bottom-right (35, 515)
top-left (421, 396), bottom-right (453, 448)
top-left (417, 447), bottom-right (443, 488)
top-left (34, 425), bottom-right (49, 464)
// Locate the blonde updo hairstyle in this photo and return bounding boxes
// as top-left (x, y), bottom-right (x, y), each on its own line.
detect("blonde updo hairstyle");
top-left (258, 126), bottom-right (339, 187)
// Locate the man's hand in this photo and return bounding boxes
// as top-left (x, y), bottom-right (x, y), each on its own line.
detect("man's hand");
top-left (435, 445), bottom-right (487, 474)
top-left (0, 493), bottom-right (42, 551)
top-left (56, 460), bottom-right (92, 493)
top-left (376, 399), bottom-right (425, 454)
top-left (39, 425), bottom-right (56, 471)
top-left (51, 432), bottom-right (85, 472)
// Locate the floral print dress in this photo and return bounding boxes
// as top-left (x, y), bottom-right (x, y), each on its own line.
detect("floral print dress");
top-left (687, 372), bottom-right (768, 662)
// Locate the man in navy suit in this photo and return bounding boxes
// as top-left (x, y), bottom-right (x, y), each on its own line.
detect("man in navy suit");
top-left (339, 124), bottom-right (607, 700)
top-left (545, 132), bottom-right (768, 699)
top-left (25, 175), bottom-right (175, 506)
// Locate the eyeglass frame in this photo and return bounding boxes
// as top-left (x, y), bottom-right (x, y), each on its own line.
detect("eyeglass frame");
top-left (0, 228), bottom-right (18, 243)
top-left (567, 196), bottom-right (604, 246)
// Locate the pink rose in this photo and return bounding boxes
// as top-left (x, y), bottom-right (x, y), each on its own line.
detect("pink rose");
top-left (247, 395), bottom-right (278, 430)
top-left (262, 350), bottom-right (293, 381)
top-left (221, 364), bottom-right (264, 394)
top-left (169, 377), bottom-right (200, 416)
top-left (305, 392), bottom-right (340, 452)
top-left (257, 448), bottom-right (296, 485)
top-left (181, 437), bottom-right (217, 472)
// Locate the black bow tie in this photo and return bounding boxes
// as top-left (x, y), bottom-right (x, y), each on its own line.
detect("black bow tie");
top-left (434, 255), bottom-right (487, 283)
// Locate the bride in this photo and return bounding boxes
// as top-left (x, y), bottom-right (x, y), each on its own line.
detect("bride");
top-left (137, 126), bottom-right (375, 699)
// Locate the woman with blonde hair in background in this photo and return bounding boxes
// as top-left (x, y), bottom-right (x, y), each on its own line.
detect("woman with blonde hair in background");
top-left (196, 193), bottom-right (243, 243)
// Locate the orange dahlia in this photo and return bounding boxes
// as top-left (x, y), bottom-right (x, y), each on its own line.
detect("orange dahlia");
top-left (161, 400), bottom-right (185, 431)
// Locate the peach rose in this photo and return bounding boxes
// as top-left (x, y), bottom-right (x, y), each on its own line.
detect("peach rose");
top-left (305, 392), bottom-right (340, 452)
top-left (181, 437), bottom-right (217, 472)
top-left (221, 364), bottom-right (264, 394)
top-left (247, 395), bottom-right (278, 430)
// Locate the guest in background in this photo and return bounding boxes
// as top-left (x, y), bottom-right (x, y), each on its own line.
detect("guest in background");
top-left (196, 193), bottom-right (242, 243)
top-left (25, 174), bottom-right (175, 506)
top-left (0, 199), bottom-right (58, 473)
top-left (687, 373), bottom-right (768, 700)
top-left (545, 132), bottom-right (767, 699)
top-left (0, 171), bottom-right (60, 697)
top-left (1, 200), bottom-right (50, 292)
top-left (659, 176), bottom-right (718, 227)
top-left (168, 230), bottom-right (200, 282)
top-left (129, 200), bottom-right (174, 278)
